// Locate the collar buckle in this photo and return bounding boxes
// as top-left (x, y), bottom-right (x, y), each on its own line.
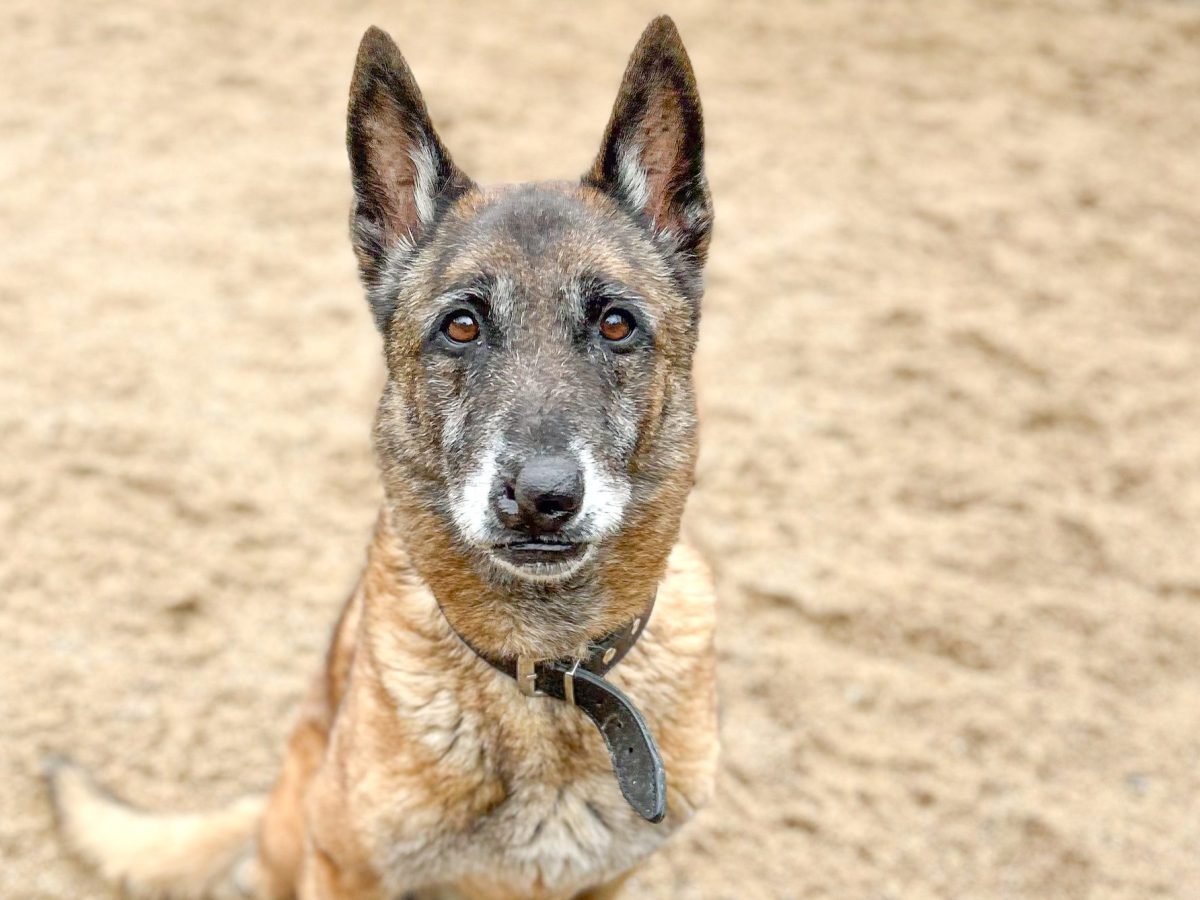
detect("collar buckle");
top-left (562, 659), bottom-right (581, 707)
top-left (516, 655), bottom-right (540, 697)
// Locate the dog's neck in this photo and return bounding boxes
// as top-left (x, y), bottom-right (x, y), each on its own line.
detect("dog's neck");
top-left (367, 501), bottom-right (674, 660)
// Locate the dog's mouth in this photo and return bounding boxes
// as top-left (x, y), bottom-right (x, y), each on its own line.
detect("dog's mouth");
top-left (488, 538), bottom-right (591, 578)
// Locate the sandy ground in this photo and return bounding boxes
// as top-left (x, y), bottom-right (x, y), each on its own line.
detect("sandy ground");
top-left (3, 1), bottom-right (1200, 897)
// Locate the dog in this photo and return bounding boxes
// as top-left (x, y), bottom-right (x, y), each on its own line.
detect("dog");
top-left (47, 15), bottom-right (718, 899)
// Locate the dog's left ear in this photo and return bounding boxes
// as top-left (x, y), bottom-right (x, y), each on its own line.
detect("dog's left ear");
top-left (585, 17), bottom-right (712, 280)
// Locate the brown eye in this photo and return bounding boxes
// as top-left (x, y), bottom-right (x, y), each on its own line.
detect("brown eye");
top-left (599, 309), bottom-right (635, 343)
top-left (443, 312), bottom-right (480, 344)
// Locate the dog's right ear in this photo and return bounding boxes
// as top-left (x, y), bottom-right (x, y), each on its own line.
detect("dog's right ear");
top-left (347, 27), bottom-right (473, 320)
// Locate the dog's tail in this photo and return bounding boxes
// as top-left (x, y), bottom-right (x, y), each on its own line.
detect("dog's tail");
top-left (44, 756), bottom-right (265, 899)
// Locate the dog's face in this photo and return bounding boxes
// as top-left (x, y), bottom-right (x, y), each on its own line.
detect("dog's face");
top-left (346, 19), bottom-right (711, 653)
top-left (380, 184), bottom-right (699, 584)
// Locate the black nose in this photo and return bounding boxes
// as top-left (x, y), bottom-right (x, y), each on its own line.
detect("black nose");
top-left (495, 454), bottom-right (585, 535)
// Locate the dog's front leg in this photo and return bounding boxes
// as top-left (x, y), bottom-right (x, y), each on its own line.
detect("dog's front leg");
top-left (294, 764), bottom-right (389, 900)
top-left (297, 838), bottom-right (388, 900)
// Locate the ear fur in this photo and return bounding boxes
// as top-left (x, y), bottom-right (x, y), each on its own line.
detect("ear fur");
top-left (347, 27), bottom-right (473, 328)
top-left (585, 17), bottom-right (712, 282)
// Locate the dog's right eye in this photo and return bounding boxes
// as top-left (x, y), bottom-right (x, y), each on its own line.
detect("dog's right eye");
top-left (441, 311), bottom-right (480, 344)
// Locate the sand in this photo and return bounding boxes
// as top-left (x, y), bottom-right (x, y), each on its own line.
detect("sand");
top-left (3, 1), bottom-right (1200, 897)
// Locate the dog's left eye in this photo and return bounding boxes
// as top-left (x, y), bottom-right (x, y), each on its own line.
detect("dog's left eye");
top-left (442, 311), bottom-right (481, 344)
top-left (598, 309), bottom-right (636, 343)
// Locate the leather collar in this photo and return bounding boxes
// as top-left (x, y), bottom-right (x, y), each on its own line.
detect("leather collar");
top-left (444, 593), bottom-right (666, 824)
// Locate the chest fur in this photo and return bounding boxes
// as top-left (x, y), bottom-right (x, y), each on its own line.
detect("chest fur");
top-left (351, 664), bottom-right (702, 898)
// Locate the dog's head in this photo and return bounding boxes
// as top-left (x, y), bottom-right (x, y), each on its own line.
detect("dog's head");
top-left (348, 17), bottom-right (711, 656)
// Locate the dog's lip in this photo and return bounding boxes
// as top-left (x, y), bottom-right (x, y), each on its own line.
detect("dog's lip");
top-left (501, 540), bottom-right (578, 553)
top-left (489, 538), bottom-right (589, 566)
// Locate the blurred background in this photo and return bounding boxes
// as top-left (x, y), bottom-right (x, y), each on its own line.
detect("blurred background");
top-left (3, 1), bottom-right (1200, 897)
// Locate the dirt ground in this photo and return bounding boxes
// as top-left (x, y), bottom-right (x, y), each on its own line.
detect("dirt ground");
top-left (4, 1), bottom-right (1200, 897)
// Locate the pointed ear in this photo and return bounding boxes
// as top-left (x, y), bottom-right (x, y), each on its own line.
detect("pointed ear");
top-left (346, 27), bottom-right (473, 296)
top-left (585, 17), bottom-right (712, 277)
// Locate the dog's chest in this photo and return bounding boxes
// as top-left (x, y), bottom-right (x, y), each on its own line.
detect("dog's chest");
top-left (365, 681), bottom-right (680, 898)
top-left (442, 768), bottom-right (669, 899)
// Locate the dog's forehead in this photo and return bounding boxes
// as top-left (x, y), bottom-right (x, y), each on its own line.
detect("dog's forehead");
top-left (433, 183), bottom-right (666, 294)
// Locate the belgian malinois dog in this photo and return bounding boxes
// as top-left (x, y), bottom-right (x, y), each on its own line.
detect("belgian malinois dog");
top-left (48, 15), bottom-right (718, 899)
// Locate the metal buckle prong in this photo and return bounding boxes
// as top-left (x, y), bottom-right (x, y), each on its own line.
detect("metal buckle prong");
top-left (516, 656), bottom-right (540, 697)
top-left (563, 659), bottom-right (581, 707)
